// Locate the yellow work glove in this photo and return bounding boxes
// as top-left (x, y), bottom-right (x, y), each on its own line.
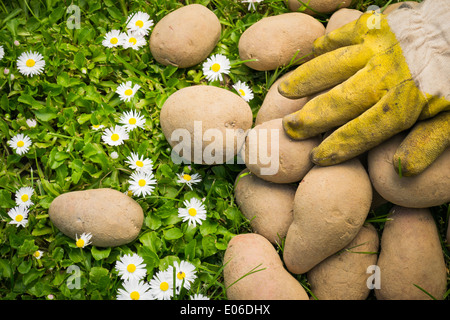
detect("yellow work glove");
top-left (278, 0), bottom-right (450, 176)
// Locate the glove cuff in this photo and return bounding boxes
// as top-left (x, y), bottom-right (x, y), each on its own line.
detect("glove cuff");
top-left (387, 0), bottom-right (450, 100)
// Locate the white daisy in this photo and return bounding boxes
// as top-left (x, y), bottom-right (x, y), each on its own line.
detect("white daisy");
top-left (176, 173), bottom-right (202, 190)
top-left (116, 81), bottom-right (141, 102)
top-left (117, 279), bottom-right (153, 300)
top-left (191, 293), bottom-right (210, 300)
top-left (232, 80), bottom-right (254, 102)
top-left (101, 126), bottom-right (129, 146)
top-left (173, 260), bottom-right (197, 290)
top-left (126, 11), bottom-right (154, 36)
top-left (202, 54), bottom-right (231, 82)
top-left (242, 0), bottom-right (264, 11)
top-left (115, 253), bottom-right (147, 281)
top-left (75, 232), bottom-right (92, 248)
top-left (102, 29), bottom-right (125, 48)
top-left (26, 119), bottom-right (37, 128)
top-left (177, 198), bottom-right (207, 228)
top-left (125, 152), bottom-right (153, 174)
top-left (7, 133), bottom-right (32, 155)
top-left (15, 186), bottom-right (34, 208)
top-left (33, 250), bottom-right (44, 259)
top-left (91, 124), bottom-right (104, 131)
top-left (119, 110), bottom-right (146, 132)
top-left (149, 269), bottom-right (175, 300)
top-left (8, 206), bottom-right (29, 228)
top-left (128, 171), bottom-right (157, 197)
top-left (0, 45), bottom-right (4, 60)
top-left (122, 31), bottom-right (146, 50)
top-left (16, 51), bottom-right (45, 77)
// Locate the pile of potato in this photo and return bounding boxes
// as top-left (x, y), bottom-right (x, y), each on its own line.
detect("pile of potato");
top-left (157, 2), bottom-right (449, 300)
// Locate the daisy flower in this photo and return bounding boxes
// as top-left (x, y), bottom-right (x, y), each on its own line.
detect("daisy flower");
top-left (101, 126), bottom-right (129, 146)
top-left (26, 119), bottom-right (37, 128)
top-left (75, 232), bottom-right (92, 248)
top-left (116, 81), bottom-right (141, 102)
top-left (176, 173), bottom-right (202, 190)
top-left (202, 54), bottom-right (231, 82)
top-left (125, 152), bottom-right (153, 174)
top-left (122, 31), bottom-right (146, 50)
top-left (242, 0), bottom-right (264, 11)
top-left (117, 279), bottom-right (153, 300)
top-left (33, 250), bottom-right (44, 260)
top-left (15, 186), bottom-right (34, 208)
top-left (232, 80), bottom-right (254, 102)
top-left (177, 198), bottom-right (207, 228)
top-left (16, 51), bottom-right (45, 77)
top-left (7, 133), bottom-right (32, 155)
top-left (115, 253), bottom-right (147, 281)
top-left (126, 11), bottom-right (154, 36)
top-left (91, 124), bottom-right (104, 131)
top-left (102, 29), bottom-right (125, 48)
top-left (119, 110), bottom-right (146, 132)
top-left (173, 260), bottom-right (197, 290)
top-left (110, 151), bottom-right (119, 159)
top-left (149, 269), bottom-right (175, 300)
top-left (128, 171), bottom-right (157, 197)
top-left (191, 293), bottom-right (210, 300)
top-left (8, 206), bottom-right (29, 228)
top-left (0, 45), bottom-right (4, 60)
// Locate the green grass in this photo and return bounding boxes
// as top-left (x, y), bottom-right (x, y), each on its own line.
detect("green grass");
top-left (0, 0), bottom-right (448, 300)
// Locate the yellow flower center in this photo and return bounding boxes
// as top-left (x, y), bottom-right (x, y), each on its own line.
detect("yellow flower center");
top-left (93, 124), bottom-right (100, 128)
top-left (183, 174), bottom-right (192, 181)
top-left (26, 59), bottom-right (36, 67)
top-left (21, 194), bottom-right (29, 202)
top-left (33, 251), bottom-right (41, 258)
top-left (127, 264), bottom-right (136, 273)
top-left (136, 160), bottom-right (144, 167)
top-left (128, 118), bottom-right (137, 125)
top-left (15, 214), bottom-right (24, 222)
top-left (160, 282), bottom-right (169, 291)
top-left (239, 89), bottom-right (246, 96)
top-left (17, 141), bottom-right (25, 148)
top-left (76, 239), bottom-right (85, 248)
top-left (124, 89), bottom-right (133, 96)
top-left (138, 179), bottom-right (146, 187)
top-left (110, 37), bottom-right (118, 44)
top-left (129, 37), bottom-right (137, 45)
top-left (188, 208), bottom-right (197, 217)
top-left (211, 63), bottom-right (221, 72)
top-left (111, 133), bottom-right (120, 141)
top-left (177, 271), bottom-right (186, 280)
top-left (130, 291), bottom-right (140, 300)
top-left (135, 20), bottom-right (144, 28)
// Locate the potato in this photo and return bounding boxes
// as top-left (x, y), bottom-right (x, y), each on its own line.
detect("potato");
top-left (241, 118), bottom-right (321, 184)
top-left (49, 188), bottom-right (144, 247)
top-left (325, 8), bottom-right (363, 33)
top-left (255, 71), bottom-right (308, 125)
top-left (234, 169), bottom-right (295, 244)
top-left (288, 0), bottom-right (352, 15)
top-left (160, 85), bottom-right (253, 164)
top-left (283, 158), bottom-right (373, 274)
top-left (238, 13), bottom-right (325, 71)
top-left (223, 233), bottom-right (309, 300)
top-left (368, 134), bottom-right (450, 208)
top-left (149, 4), bottom-right (221, 68)
top-left (307, 223), bottom-right (379, 300)
top-left (375, 206), bottom-right (447, 300)
top-left (383, 1), bottom-right (420, 15)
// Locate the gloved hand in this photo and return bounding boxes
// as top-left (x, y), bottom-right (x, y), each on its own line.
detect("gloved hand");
top-left (278, 0), bottom-right (450, 176)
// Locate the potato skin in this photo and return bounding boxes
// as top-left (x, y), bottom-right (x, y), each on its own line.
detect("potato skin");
top-left (307, 223), bottom-right (379, 300)
top-left (383, 1), bottom-right (420, 15)
top-left (325, 8), bottom-right (363, 33)
top-left (238, 13), bottom-right (325, 71)
top-left (48, 188), bottom-right (144, 247)
top-left (241, 118), bottom-right (321, 184)
top-left (160, 85), bottom-right (253, 164)
top-left (234, 169), bottom-right (295, 244)
top-left (375, 206), bottom-right (447, 300)
top-left (149, 4), bottom-right (221, 68)
top-left (223, 233), bottom-right (309, 300)
top-left (368, 134), bottom-right (450, 208)
top-left (288, 0), bottom-right (352, 15)
top-left (283, 159), bottom-right (372, 274)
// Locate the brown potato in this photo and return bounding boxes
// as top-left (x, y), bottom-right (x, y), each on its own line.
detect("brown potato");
top-left (223, 233), bottom-right (309, 300)
top-left (160, 85), bottom-right (253, 165)
top-left (382, 1), bottom-right (420, 15)
top-left (238, 13), bottom-right (325, 71)
top-left (368, 134), bottom-right (450, 208)
top-left (375, 206), bottom-right (447, 300)
top-left (234, 169), bottom-right (295, 244)
top-left (288, 0), bottom-right (352, 15)
top-left (149, 4), bottom-right (221, 68)
top-left (325, 8), bottom-right (363, 33)
top-left (255, 71), bottom-right (308, 125)
top-left (241, 118), bottom-right (321, 184)
top-left (307, 223), bottom-right (380, 300)
top-left (283, 159), bottom-right (373, 274)
top-left (49, 188), bottom-right (144, 247)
